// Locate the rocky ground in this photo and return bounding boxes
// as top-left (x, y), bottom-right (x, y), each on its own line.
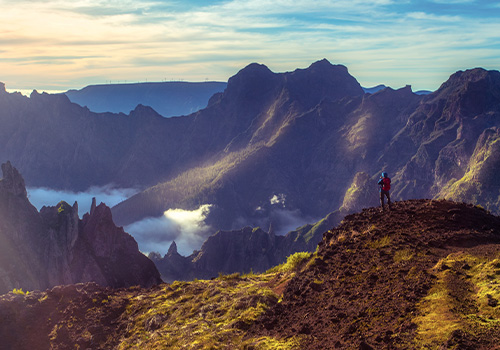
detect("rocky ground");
top-left (249, 199), bottom-right (500, 349)
top-left (1, 199), bottom-right (499, 349)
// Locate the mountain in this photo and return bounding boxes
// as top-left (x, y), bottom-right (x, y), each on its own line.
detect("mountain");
top-left (1, 199), bottom-right (499, 349)
top-left (149, 209), bottom-right (341, 282)
top-left (65, 81), bottom-right (227, 117)
top-left (0, 162), bottom-right (161, 295)
top-left (2, 62), bottom-right (500, 254)
top-left (112, 66), bottom-right (500, 238)
top-left (363, 84), bottom-right (387, 94)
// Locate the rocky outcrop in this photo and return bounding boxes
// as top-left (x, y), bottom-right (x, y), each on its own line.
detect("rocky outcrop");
top-left (150, 210), bottom-right (341, 282)
top-left (0, 162), bottom-right (161, 295)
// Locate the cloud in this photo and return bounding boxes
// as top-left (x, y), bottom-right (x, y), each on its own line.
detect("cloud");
top-left (124, 204), bottom-right (213, 256)
top-left (1, 0), bottom-right (500, 92)
top-left (270, 193), bottom-right (287, 207)
top-left (27, 186), bottom-right (137, 217)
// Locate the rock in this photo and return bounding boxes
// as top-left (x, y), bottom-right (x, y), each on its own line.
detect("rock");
top-left (359, 341), bottom-right (374, 350)
top-left (0, 161), bottom-right (27, 197)
top-left (0, 162), bottom-right (162, 294)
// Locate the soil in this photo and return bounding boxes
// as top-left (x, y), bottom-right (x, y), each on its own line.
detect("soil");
top-left (248, 199), bottom-right (500, 349)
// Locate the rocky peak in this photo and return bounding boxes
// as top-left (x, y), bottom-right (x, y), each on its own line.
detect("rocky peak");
top-left (0, 82), bottom-right (6, 94)
top-left (285, 59), bottom-right (364, 106)
top-left (223, 63), bottom-right (279, 105)
top-left (129, 104), bottom-right (163, 120)
top-left (432, 68), bottom-right (500, 115)
top-left (167, 241), bottom-right (178, 256)
top-left (0, 161), bottom-right (27, 198)
top-left (90, 197), bottom-right (97, 216)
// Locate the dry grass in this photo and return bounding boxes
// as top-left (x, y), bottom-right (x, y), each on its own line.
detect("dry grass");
top-left (412, 252), bottom-right (500, 349)
top-left (116, 272), bottom-right (303, 349)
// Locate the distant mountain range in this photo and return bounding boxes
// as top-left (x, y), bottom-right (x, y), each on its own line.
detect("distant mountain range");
top-left (65, 81), bottom-right (227, 117)
top-left (65, 81), bottom-right (429, 118)
top-left (1, 59), bottom-right (499, 255)
top-left (363, 84), bottom-right (432, 95)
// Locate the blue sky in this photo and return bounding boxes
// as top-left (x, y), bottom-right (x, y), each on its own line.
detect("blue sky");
top-left (1, 0), bottom-right (499, 92)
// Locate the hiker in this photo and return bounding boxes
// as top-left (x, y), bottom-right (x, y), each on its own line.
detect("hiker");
top-left (378, 172), bottom-right (392, 211)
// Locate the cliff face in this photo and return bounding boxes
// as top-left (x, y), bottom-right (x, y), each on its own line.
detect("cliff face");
top-left (0, 162), bottom-right (161, 294)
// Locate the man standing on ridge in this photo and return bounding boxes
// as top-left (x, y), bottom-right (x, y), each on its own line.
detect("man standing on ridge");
top-left (378, 172), bottom-right (392, 211)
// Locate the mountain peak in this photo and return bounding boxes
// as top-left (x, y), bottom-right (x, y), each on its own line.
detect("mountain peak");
top-left (438, 67), bottom-right (500, 92)
top-left (167, 241), bottom-right (178, 256)
top-left (0, 161), bottom-right (27, 198)
top-left (239, 62), bottom-right (274, 75)
top-left (307, 58), bottom-right (346, 73)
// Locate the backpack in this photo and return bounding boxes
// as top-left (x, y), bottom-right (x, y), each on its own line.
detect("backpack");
top-left (382, 177), bottom-right (391, 191)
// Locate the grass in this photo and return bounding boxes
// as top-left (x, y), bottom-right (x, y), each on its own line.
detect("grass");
top-left (116, 270), bottom-right (303, 349)
top-left (11, 288), bottom-right (28, 295)
top-left (412, 252), bottom-right (500, 349)
top-left (367, 235), bottom-right (392, 249)
top-left (393, 249), bottom-right (414, 263)
top-left (266, 251), bottom-right (312, 274)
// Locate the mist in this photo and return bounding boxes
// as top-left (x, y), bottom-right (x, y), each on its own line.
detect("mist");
top-left (27, 186), bottom-right (138, 217)
top-left (125, 205), bottom-right (213, 257)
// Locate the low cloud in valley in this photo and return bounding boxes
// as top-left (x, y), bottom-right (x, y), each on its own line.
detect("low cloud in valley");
top-left (27, 186), bottom-right (138, 217)
top-left (125, 205), bottom-right (213, 257)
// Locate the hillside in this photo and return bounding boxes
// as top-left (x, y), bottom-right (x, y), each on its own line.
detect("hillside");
top-left (1, 199), bottom-right (499, 349)
top-left (65, 81), bottom-right (227, 117)
top-left (250, 199), bottom-right (500, 349)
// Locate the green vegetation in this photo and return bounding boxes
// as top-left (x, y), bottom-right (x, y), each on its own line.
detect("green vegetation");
top-left (367, 235), bottom-right (392, 249)
top-left (266, 251), bottom-right (312, 274)
top-left (116, 270), bottom-right (303, 349)
top-left (437, 131), bottom-right (500, 215)
top-left (11, 288), bottom-right (28, 295)
top-left (412, 252), bottom-right (500, 349)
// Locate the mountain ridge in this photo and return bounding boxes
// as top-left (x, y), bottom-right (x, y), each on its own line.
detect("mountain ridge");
top-left (65, 81), bottom-right (227, 117)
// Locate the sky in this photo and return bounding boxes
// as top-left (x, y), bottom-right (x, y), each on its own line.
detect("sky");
top-left (1, 0), bottom-right (500, 93)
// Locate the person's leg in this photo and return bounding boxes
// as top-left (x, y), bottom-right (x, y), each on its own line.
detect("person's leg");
top-left (380, 191), bottom-right (385, 210)
top-left (387, 191), bottom-right (392, 210)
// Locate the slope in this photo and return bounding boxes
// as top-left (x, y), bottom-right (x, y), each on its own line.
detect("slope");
top-left (111, 60), bottom-right (415, 230)
top-left (250, 199), bottom-right (500, 349)
top-left (1, 199), bottom-right (499, 349)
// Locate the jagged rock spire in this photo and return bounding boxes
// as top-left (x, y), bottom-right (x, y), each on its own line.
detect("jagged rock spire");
top-left (0, 161), bottom-right (27, 198)
top-left (167, 241), bottom-right (178, 256)
top-left (90, 197), bottom-right (97, 216)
